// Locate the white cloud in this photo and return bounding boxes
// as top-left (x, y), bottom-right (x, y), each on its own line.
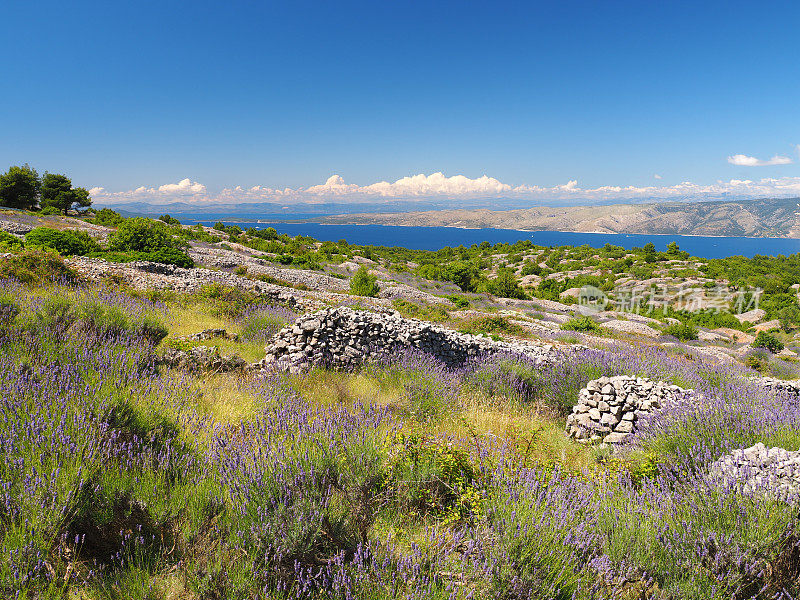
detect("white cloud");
top-left (90, 178), bottom-right (210, 204)
top-left (157, 178), bottom-right (207, 194)
top-left (654, 174), bottom-right (662, 179)
top-left (727, 154), bottom-right (793, 166)
top-left (88, 172), bottom-right (800, 207)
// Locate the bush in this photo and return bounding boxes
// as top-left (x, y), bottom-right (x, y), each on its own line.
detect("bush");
top-left (158, 214), bottom-right (181, 226)
top-left (520, 260), bottom-right (542, 276)
top-left (194, 284), bottom-right (260, 319)
top-left (26, 227), bottom-right (100, 256)
top-left (0, 230), bottom-right (23, 251)
top-left (0, 250), bottom-right (80, 285)
top-left (447, 294), bottom-right (470, 308)
top-left (386, 433), bottom-right (480, 522)
top-left (561, 316), bottom-right (602, 333)
top-left (391, 298), bottom-right (448, 322)
top-left (350, 265), bottom-right (379, 297)
top-left (460, 315), bottom-right (523, 337)
top-left (744, 348), bottom-right (770, 372)
top-left (485, 267), bottom-right (527, 299)
top-left (93, 208), bottom-right (125, 227)
top-left (108, 217), bottom-right (178, 253)
top-left (752, 330), bottom-right (784, 354)
top-left (663, 321), bottom-right (699, 341)
top-left (93, 247), bottom-right (193, 268)
top-left (39, 206), bottom-right (61, 216)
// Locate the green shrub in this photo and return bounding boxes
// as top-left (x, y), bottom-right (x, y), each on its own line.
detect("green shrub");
top-left (744, 348), bottom-right (770, 372)
top-left (391, 298), bottom-right (448, 322)
top-left (26, 227), bottom-right (100, 256)
top-left (39, 206), bottom-right (61, 216)
top-left (520, 260), bottom-right (542, 276)
top-left (93, 208), bottom-right (125, 227)
top-left (94, 247), bottom-right (193, 268)
top-left (663, 321), bottom-right (699, 341)
top-left (385, 433), bottom-right (480, 522)
top-left (194, 284), bottom-right (259, 318)
top-left (350, 265), bottom-right (379, 297)
top-left (752, 330), bottom-right (784, 353)
top-left (0, 250), bottom-right (80, 285)
top-left (234, 265), bottom-right (247, 276)
top-left (0, 230), bottom-right (23, 251)
top-left (484, 267), bottom-right (528, 299)
top-left (158, 214), bottom-right (181, 226)
top-left (447, 294), bottom-right (470, 308)
top-left (460, 315), bottom-right (523, 336)
top-left (108, 217), bottom-right (179, 253)
top-left (561, 316), bottom-right (602, 333)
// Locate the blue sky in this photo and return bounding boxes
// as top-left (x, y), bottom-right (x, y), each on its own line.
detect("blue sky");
top-left (2, 0), bottom-right (800, 206)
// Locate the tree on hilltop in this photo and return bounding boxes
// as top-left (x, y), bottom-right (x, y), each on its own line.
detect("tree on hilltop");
top-left (0, 164), bottom-right (41, 209)
top-left (40, 173), bottom-right (91, 214)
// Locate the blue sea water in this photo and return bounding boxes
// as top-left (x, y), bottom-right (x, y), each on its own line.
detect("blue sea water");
top-left (190, 220), bottom-right (800, 259)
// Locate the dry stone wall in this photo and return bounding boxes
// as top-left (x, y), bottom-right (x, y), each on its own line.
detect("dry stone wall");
top-left (188, 246), bottom-right (350, 292)
top-left (566, 375), bottom-right (691, 444)
top-left (260, 306), bottom-right (562, 372)
top-left (710, 443), bottom-right (800, 503)
top-left (755, 377), bottom-right (800, 396)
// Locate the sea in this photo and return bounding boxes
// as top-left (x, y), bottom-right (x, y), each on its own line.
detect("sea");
top-left (188, 219), bottom-right (800, 259)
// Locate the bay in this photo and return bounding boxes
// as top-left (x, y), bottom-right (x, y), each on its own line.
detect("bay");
top-left (190, 220), bottom-right (800, 259)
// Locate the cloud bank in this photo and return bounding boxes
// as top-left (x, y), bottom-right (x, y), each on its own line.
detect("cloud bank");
top-left (727, 154), bottom-right (793, 166)
top-left (89, 171), bottom-right (800, 207)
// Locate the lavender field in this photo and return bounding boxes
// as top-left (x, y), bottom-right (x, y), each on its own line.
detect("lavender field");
top-left (1, 272), bottom-right (800, 600)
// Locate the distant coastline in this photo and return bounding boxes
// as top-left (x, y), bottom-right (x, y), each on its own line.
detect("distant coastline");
top-left (250, 220), bottom-right (747, 240)
top-left (190, 219), bottom-right (800, 258)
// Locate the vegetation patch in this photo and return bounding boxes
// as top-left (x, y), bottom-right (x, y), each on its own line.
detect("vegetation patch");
top-left (561, 315), bottom-right (604, 333)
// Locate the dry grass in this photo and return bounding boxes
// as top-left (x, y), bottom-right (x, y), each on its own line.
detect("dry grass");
top-left (163, 306), bottom-right (268, 363)
top-left (446, 395), bottom-right (593, 471)
top-left (284, 367), bottom-right (593, 471)
top-left (166, 306), bottom-right (232, 338)
top-left (288, 369), bottom-right (405, 409)
top-left (172, 371), bottom-right (264, 424)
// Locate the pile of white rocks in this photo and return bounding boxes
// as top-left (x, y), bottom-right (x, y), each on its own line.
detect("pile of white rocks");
top-left (710, 443), bottom-right (800, 503)
top-left (183, 328), bottom-right (238, 342)
top-left (754, 377), bottom-right (800, 397)
top-left (566, 375), bottom-right (691, 444)
top-left (0, 220), bottom-right (32, 235)
top-left (160, 345), bottom-right (247, 373)
top-left (259, 306), bottom-right (562, 372)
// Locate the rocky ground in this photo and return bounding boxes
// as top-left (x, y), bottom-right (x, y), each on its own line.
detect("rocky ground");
top-left (5, 209), bottom-right (796, 368)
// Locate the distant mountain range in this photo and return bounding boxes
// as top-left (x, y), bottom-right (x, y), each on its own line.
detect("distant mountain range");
top-left (302, 198), bottom-right (800, 238)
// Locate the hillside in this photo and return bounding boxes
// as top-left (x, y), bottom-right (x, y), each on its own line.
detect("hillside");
top-left (313, 197), bottom-right (800, 238)
top-left (4, 208), bottom-right (800, 598)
